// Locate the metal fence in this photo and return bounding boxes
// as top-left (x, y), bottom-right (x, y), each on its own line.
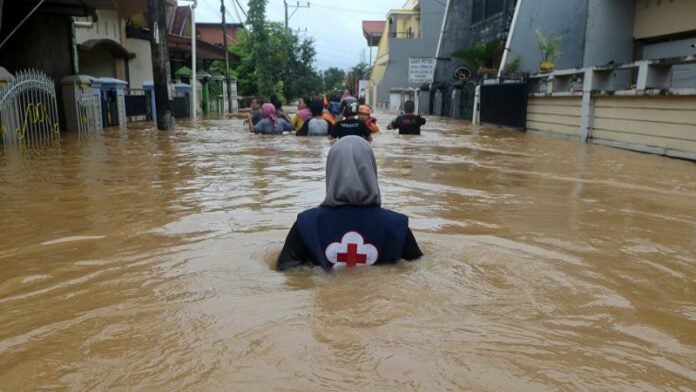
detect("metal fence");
top-left (124, 88), bottom-right (151, 122)
top-left (0, 69), bottom-right (60, 146)
top-left (480, 81), bottom-right (528, 129)
top-left (75, 83), bottom-right (102, 134)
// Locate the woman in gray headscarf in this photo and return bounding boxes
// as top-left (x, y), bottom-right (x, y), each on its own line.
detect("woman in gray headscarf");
top-left (277, 136), bottom-right (422, 271)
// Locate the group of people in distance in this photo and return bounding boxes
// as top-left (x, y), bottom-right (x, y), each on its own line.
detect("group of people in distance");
top-left (246, 90), bottom-right (426, 141)
top-left (241, 91), bottom-right (426, 272)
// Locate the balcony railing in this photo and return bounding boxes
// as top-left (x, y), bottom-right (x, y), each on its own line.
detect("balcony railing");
top-left (389, 31), bottom-right (422, 39)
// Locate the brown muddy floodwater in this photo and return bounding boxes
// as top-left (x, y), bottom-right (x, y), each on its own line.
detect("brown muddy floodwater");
top-left (0, 112), bottom-right (695, 391)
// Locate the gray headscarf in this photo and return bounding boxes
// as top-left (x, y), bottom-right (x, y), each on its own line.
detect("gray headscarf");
top-left (321, 135), bottom-right (381, 207)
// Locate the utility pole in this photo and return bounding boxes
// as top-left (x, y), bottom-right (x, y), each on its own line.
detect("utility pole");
top-left (221, 0), bottom-right (233, 114)
top-left (190, 0), bottom-right (197, 120)
top-left (284, 0), bottom-right (310, 31)
top-left (148, 0), bottom-right (174, 130)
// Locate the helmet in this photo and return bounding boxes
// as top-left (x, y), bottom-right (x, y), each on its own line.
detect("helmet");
top-left (343, 101), bottom-right (359, 117)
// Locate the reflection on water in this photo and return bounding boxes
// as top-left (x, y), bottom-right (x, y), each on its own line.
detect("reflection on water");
top-left (1, 114), bottom-right (695, 390)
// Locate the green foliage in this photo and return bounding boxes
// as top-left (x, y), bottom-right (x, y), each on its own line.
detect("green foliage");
top-left (322, 67), bottom-right (346, 92)
top-left (344, 62), bottom-right (370, 94)
top-left (452, 40), bottom-right (500, 70)
top-left (535, 29), bottom-right (562, 62)
top-left (230, 0), bottom-right (322, 100)
top-left (503, 54), bottom-right (523, 77)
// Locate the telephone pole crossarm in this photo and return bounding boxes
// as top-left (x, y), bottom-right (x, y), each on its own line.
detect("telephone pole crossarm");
top-left (284, 1), bottom-right (310, 30)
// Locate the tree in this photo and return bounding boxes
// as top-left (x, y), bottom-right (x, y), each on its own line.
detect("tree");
top-left (322, 67), bottom-right (345, 93)
top-left (229, 0), bottom-right (322, 101)
top-left (344, 62), bottom-right (370, 95)
top-left (284, 34), bottom-right (323, 99)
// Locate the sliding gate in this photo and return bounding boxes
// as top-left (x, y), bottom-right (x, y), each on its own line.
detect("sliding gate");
top-left (479, 81), bottom-right (528, 129)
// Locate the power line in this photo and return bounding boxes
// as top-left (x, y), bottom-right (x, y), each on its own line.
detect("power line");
top-left (233, 0), bottom-right (248, 19)
top-left (228, 0), bottom-right (244, 24)
top-left (309, 3), bottom-right (387, 15)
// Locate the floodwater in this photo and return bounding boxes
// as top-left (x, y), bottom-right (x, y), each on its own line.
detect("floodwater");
top-left (1, 112), bottom-right (695, 391)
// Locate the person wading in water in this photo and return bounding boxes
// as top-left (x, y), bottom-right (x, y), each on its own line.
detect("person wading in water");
top-left (329, 101), bottom-right (373, 142)
top-left (254, 103), bottom-right (294, 134)
top-left (277, 136), bottom-right (422, 271)
top-left (296, 98), bottom-right (332, 136)
top-left (387, 100), bottom-right (426, 135)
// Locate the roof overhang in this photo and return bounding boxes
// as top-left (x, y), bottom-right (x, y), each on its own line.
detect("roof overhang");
top-left (168, 34), bottom-right (236, 61)
top-left (362, 20), bottom-right (385, 47)
top-left (387, 9), bottom-right (419, 17)
top-left (78, 38), bottom-right (135, 59)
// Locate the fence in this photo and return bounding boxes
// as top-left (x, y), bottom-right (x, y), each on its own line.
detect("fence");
top-left (0, 69), bottom-right (60, 146)
top-left (479, 81), bottom-right (528, 129)
top-left (74, 83), bottom-right (102, 134)
top-left (526, 55), bottom-right (696, 160)
top-left (124, 88), bottom-right (151, 122)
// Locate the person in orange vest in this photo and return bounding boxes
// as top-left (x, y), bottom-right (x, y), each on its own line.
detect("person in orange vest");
top-left (321, 95), bottom-right (336, 126)
top-left (358, 105), bottom-right (379, 134)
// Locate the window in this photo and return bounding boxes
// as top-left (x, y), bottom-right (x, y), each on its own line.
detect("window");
top-left (472, 0), bottom-right (504, 23)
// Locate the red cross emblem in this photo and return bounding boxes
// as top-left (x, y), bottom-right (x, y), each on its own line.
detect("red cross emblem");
top-left (337, 243), bottom-right (368, 267)
top-left (325, 232), bottom-right (379, 269)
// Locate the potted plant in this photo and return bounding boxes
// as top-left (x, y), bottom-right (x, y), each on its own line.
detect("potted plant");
top-left (536, 30), bottom-right (561, 72)
top-left (452, 40), bottom-right (501, 79)
top-left (501, 55), bottom-right (523, 79)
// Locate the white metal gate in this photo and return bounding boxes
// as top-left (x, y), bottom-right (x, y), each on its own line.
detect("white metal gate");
top-left (0, 69), bottom-right (60, 145)
top-left (75, 83), bottom-right (102, 133)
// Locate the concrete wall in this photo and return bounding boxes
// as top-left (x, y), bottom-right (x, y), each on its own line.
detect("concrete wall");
top-left (75, 10), bottom-right (122, 44)
top-left (583, 0), bottom-right (635, 67)
top-left (634, 0), bottom-right (696, 39)
top-left (434, 0), bottom-right (515, 84)
top-left (433, 0), bottom-right (467, 84)
top-left (80, 47), bottom-right (118, 78)
top-left (526, 97), bottom-right (582, 138)
top-left (591, 96), bottom-right (696, 159)
top-left (125, 38), bottom-right (154, 89)
top-left (506, 0), bottom-right (589, 73)
top-left (642, 38), bottom-right (696, 89)
top-left (375, 0), bottom-right (446, 104)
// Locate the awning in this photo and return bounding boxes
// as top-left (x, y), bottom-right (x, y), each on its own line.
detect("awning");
top-left (78, 39), bottom-right (135, 59)
top-left (362, 20), bottom-right (385, 47)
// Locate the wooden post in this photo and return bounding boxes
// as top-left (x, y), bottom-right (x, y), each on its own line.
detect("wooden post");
top-left (148, 0), bottom-right (175, 130)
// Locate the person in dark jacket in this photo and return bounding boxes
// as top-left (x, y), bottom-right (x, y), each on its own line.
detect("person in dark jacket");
top-left (329, 101), bottom-right (372, 141)
top-left (387, 100), bottom-right (426, 135)
top-left (277, 136), bottom-right (422, 271)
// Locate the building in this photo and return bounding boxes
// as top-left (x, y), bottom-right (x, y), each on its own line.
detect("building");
top-left (430, 0), bottom-right (517, 117)
top-left (493, 0), bottom-right (696, 160)
top-left (433, 0), bottom-right (517, 86)
top-left (366, 0), bottom-right (446, 110)
top-left (0, 0), bottom-right (153, 130)
top-left (166, 6), bottom-right (243, 115)
top-left (196, 22), bottom-right (243, 48)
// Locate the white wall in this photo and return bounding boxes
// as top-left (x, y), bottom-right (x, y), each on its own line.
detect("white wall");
top-left (75, 10), bottom-right (121, 44)
top-left (124, 38), bottom-right (153, 89)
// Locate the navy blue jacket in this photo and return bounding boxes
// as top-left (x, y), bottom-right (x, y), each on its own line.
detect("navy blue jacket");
top-left (277, 205), bottom-right (422, 271)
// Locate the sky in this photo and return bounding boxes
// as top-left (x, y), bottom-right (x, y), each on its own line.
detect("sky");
top-left (188, 0), bottom-right (406, 70)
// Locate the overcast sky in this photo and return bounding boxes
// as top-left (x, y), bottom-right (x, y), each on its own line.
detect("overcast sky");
top-left (188, 0), bottom-right (406, 70)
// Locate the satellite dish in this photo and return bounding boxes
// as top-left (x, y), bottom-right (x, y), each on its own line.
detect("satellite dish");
top-left (453, 67), bottom-right (471, 81)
